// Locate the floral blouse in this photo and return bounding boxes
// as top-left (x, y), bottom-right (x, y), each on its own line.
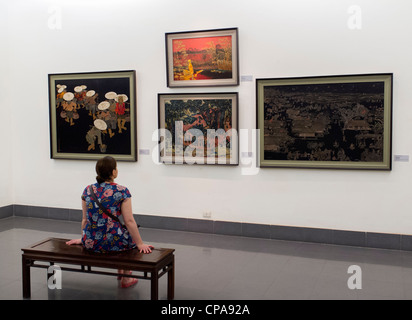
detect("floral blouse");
top-left (81, 182), bottom-right (136, 253)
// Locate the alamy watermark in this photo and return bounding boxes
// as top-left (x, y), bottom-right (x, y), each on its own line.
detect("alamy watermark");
top-left (152, 125), bottom-right (260, 176)
top-left (47, 6), bottom-right (62, 30)
top-left (347, 5), bottom-right (362, 30)
top-left (347, 265), bottom-right (362, 290)
top-left (48, 265), bottom-right (62, 290)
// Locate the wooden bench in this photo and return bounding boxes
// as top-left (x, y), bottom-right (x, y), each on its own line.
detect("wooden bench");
top-left (21, 238), bottom-right (175, 300)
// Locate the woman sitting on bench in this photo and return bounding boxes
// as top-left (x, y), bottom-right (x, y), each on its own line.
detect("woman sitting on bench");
top-left (66, 156), bottom-right (154, 288)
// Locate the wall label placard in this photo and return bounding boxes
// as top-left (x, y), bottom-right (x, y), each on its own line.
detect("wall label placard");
top-left (241, 75), bottom-right (253, 82)
top-left (139, 149), bottom-right (150, 155)
top-left (394, 155), bottom-right (409, 162)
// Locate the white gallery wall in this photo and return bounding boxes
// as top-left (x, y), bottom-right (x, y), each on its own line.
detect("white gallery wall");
top-left (0, 4), bottom-right (13, 207)
top-left (2, 0), bottom-right (412, 234)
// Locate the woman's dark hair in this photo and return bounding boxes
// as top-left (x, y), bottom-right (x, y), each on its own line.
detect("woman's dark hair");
top-left (96, 156), bottom-right (117, 184)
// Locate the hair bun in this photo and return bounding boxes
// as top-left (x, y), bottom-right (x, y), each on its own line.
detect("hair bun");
top-left (96, 175), bottom-right (105, 184)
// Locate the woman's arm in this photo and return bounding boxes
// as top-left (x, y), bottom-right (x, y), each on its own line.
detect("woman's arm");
top-left (81, 199), bottom-right (88, 229)
top-left (121, 198), bottom-right (153, 254)
top-left (66, 200), bottom-right (88, 245)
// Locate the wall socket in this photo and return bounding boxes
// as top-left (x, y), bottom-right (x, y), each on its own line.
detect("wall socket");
top-left (203, 211), bottom-right (212, 219)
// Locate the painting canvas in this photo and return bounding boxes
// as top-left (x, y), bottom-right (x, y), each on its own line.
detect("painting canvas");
top-left (166, 28), bottom-right (239, 87)
top-left (256, 74), bottom-right (393, 170)
top-left (158, 93), bottom-right (238, 165)
top-left (49, 70), bottom-right (137, 161)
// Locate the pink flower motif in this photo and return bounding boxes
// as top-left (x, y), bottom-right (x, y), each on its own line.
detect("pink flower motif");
top-left (107, 218), bottom-right (114, 231)
top-left (85, 239), bottom-right (94, 249)
top-left (103, 189), bottom-right (114, 197)
top-left (117, 185), bottom-right (126, 191)
top-left (88, 185), bottom-right (97, 196)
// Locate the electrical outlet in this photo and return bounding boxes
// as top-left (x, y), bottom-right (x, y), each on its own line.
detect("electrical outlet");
top-left (203, 211), bottom-right (212, 219)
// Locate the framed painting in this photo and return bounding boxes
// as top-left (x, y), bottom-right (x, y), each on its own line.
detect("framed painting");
top-left (158, 93), bottom-right (239, 165)
top-left (49, 70), bottom-right (137, 161)
top-left (165, 28), bottom-right (239, 88)
top-left (256, 73), bottom-right (393, 170)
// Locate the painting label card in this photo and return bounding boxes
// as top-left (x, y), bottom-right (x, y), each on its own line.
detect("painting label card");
top-left (394, 155), bottom-right (409, 162)
top-left (139, 149), bottom-right (150, 155)
top-left (241, 75), bottom-right (253, 82)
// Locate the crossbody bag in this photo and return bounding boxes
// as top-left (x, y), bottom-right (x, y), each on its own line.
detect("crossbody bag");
top-left (89, 185), bottom-right (139, 229)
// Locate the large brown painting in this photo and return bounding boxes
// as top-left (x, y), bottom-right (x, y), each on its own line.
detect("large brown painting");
top-left (257, 74), bottom-right (393, 170)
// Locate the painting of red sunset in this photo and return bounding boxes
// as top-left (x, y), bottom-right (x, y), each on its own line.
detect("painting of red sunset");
top-left (172, 35), bottom-right (232, 81)
top-left (166, 28), bottom-right (239, 87)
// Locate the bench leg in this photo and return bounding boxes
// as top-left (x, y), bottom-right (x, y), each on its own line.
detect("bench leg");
top-left (167, 256), bottom-right (175, 300)
top-left (22, 256), bottom-right (31, 299)
top-left (151, 271), bottom-right (159, 300)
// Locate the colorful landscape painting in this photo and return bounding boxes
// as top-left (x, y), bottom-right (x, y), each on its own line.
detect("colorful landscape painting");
top-left (158, 93), bottom-right (238, 165)
top-left (172, 35), bottom-right (233, 81)
top-left (166, 28), bottom-right (239, 87)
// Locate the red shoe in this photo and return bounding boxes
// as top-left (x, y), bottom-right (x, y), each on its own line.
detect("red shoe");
top-left (121, 277), bottom-right (138, 288)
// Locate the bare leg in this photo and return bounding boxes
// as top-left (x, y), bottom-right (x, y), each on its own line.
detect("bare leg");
top-left (118, 269), bottom-right (138, 288)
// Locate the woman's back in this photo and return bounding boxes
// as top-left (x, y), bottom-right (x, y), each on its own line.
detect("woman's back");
top-left (81, 182), bottom-right (135, 253)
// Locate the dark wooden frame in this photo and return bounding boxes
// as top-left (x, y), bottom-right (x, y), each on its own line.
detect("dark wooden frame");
top-left (22, 238), bottom-right (175, 300)
top-left (256, 73), bottom-right (393, 170)
top-left (165, 28), bottom-right (239, 88)
top-left (48, 70), bottom-right (138, 161)
top-left (157, 92), bottom-right (239, 165)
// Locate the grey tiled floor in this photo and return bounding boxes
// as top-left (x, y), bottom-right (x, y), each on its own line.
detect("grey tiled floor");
top-left (1, 216), bottom-right (412, 300)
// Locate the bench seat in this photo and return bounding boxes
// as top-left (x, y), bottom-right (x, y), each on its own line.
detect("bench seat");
top-left (21, 237), bottom-right (175, 300)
